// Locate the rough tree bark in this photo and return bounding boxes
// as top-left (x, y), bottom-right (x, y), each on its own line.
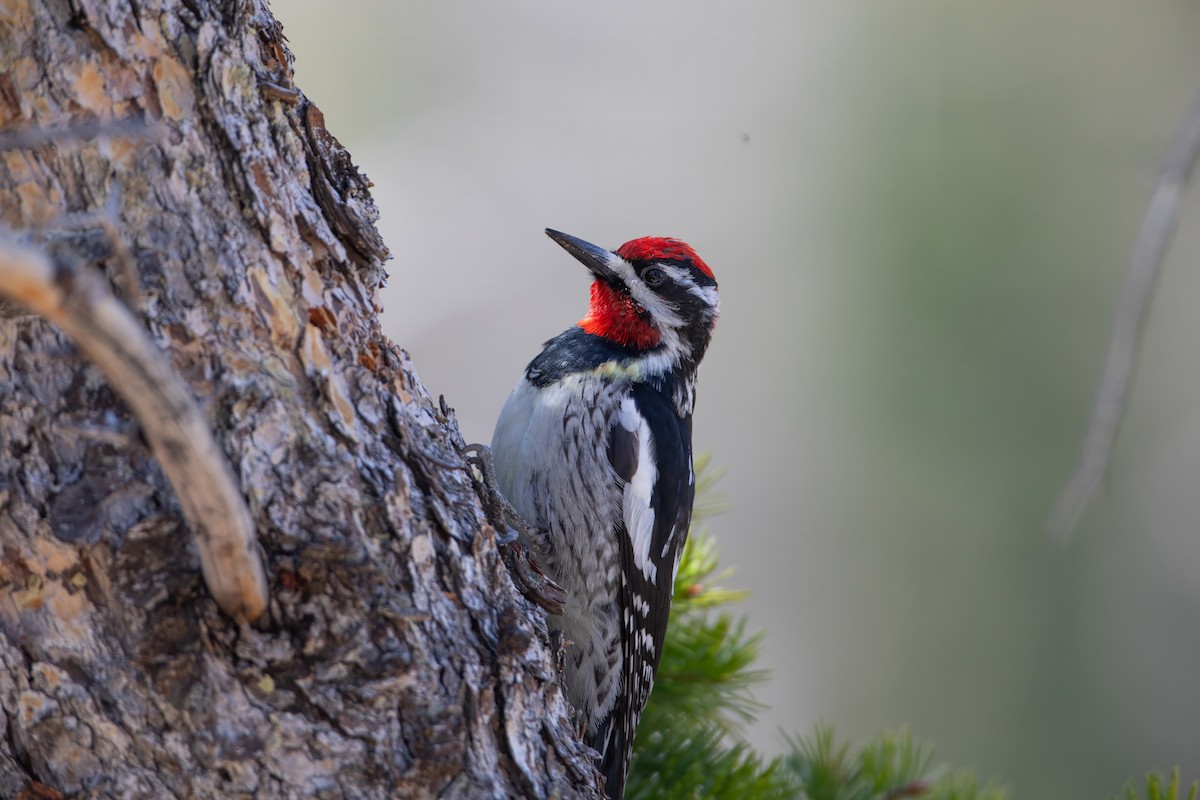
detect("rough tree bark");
top-left (0, 0), bottom-right (601, 797)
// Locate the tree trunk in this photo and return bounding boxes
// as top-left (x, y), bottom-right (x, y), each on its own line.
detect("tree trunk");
top-left (0, 0), bottom-right (600, 797)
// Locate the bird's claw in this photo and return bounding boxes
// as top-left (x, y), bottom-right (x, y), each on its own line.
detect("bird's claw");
top-left (500, 539), bottom-right (567, 616)
top-left (463, 443), bottom-right (566, 615)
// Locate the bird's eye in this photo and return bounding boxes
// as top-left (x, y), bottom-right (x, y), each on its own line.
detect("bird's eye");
top-left (643, 267), bottom-right (666, 287)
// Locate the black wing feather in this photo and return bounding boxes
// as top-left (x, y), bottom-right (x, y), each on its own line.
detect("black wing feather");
top-left (595, 383), bottom-right (694, 799)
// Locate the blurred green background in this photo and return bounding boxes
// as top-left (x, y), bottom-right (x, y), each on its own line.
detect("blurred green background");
top-left (271, 2), bottom-right (1200, 796)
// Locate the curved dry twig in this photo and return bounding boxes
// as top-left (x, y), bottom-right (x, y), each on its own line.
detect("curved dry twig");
top-left (1048, 87), bottom-right (1200, 541)
top-left (0, 231), bottom-right (268, 622)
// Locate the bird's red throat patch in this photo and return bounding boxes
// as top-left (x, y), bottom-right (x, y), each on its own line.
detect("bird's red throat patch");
top-left (579, 280), bottom-right (661, 350)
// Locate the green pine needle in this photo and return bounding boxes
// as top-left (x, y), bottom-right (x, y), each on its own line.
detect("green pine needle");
top-left (922, 770), bottom-right (1009, 800)
top-left (858, 726), bottom-right (934, 795)
top-left (626, 726), bottom-right (799, 800)
top-left (1117, 769), bottom-right (1200, 800)
top-left (644, 609), bottom-right (767, 732)
top-left (672, 530), bottom-right (748, 610)
top-left (691, 452), bottom-right (731, 520)
top-left (785, 724), bottom-right (1005, 800)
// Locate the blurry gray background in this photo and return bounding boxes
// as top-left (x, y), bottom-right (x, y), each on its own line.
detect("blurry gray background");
top-left (272, 2), bottom-right (1200, 796)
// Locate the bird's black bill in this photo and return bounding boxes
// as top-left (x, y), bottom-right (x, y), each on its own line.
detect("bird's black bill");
top-left (545, 228), bottom-right (619, 282)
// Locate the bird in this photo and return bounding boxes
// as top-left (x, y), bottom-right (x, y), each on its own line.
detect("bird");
top-left (491, 228), bottom-right (719, 799)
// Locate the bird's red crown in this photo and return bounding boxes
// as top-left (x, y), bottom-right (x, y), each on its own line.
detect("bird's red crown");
top-left (615, 237), bottom-right (715, 279)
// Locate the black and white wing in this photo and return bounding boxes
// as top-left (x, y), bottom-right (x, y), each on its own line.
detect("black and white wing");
top-left (594, 383), bottom-right (694, 799)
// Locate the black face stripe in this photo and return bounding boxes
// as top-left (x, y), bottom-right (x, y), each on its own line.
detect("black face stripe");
top-left (630, 257), bottom-right (717, 289)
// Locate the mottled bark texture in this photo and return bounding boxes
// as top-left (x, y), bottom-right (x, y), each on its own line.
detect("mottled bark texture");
top-left (0, 0), bottom-right (601, 797)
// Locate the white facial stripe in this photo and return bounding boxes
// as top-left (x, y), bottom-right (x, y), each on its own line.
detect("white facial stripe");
top-left (658, 265), bottom-right (719, 315)
top-left (605, 253), bottom-right (684, 330)
top-left (688, 284), bottom-right (719, 314)
top-left (658, 265), bottom-right (692, 284)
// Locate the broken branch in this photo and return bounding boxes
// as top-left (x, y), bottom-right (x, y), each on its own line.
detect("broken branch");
top-left (1047, 87), bottom-right (1200, 541)
top-left (0, 231), bottom-right (268, 622)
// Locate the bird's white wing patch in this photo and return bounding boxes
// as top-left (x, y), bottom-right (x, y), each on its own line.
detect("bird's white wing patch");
top-left (618, 397), bottom-right (658, 583)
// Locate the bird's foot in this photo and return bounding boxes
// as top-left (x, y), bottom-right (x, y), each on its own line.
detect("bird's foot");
top-left (463, 443), bottom-right (567, 616)
top-left (499, 539), bottom-right (567, 617)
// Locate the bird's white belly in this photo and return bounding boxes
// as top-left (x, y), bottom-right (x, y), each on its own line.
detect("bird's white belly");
top-left (492, 374), bottom-right (628, 722)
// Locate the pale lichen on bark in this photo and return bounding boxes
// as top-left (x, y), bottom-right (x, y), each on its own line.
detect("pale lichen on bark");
top-left (0, 0), bottom-right (600, 796)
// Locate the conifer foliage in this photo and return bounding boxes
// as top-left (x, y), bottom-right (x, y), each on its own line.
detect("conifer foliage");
top-left (625, 457), bottom-right (1006, 800)
top-left (1116, 770), bottom-right (1199, 800)
top-left (623, 459), bottom-right (1187, 799)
